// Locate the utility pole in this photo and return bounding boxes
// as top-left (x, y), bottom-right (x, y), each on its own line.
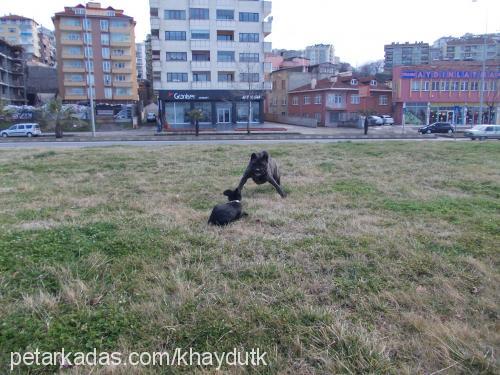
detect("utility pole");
top-left (84, 7), bottom-right (96, 136)
top-left (473, 0), bottom-right (488, 125)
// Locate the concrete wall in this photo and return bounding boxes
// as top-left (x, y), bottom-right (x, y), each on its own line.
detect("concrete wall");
top-left (265, 113), bottom-right (317, 127)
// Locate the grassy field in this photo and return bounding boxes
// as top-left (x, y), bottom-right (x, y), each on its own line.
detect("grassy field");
top-left (0, 142), bottom-right (499, 374)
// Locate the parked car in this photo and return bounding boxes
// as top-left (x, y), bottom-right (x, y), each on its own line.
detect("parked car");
top-left (381, 115), bottom-right (394, 125)
top-left (463, 125), bottom-right (500, 140)
top-left (146, 112), bottom-right (157, 123)
top-left (418, 122), bottom-right (455, 134)
top-left (367, 115), bottom-right (384, 126)
top-left (1, 123), bottom-right (42, 138)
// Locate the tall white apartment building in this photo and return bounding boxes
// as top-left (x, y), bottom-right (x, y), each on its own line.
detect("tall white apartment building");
top-left (149, 0), bottom-right (272, 128)
top-left (136, 42), bottom-right (147, 79)
top-left (304, 44), bottom-right (335, 66)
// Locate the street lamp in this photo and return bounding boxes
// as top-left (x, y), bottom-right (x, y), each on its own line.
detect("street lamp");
top-left (84, 8), bottom-right (96, 137)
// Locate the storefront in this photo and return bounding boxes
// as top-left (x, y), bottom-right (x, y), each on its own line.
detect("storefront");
top-left (158, 90), bottom-right (264, 129)
top-left (393, 63), bottom-right (500, 126)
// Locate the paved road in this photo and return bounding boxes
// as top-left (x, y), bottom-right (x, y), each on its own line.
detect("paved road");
top-left (0, 138), bottom-right (467, 149)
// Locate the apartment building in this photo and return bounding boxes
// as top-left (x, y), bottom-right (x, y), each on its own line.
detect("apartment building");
top-left (0, 39), bottom-right (26, 105)
top-left (38, 26), bottom-right (57, 66)
top-left (0, 15), bottom-right (41, 61)
top-left (150, 0), bottom-right (273, 128)
top-left (53, 2), bottom-right (138, 103)
top-left (384, 42), bottom-right (430, 70)
top-left (304, 44), bottom-right (336, 65)
top-left (440, 34), bottom-right (499, 62)
top-left (136, 42), bottom-right (147, 80)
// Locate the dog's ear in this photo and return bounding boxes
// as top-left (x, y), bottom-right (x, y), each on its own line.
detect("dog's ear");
top-left (261, 151), bottom-right (269, 161)
top-left (223, 189), bottom-right (232, 197)
top-left (250, 152), bottom-right (257, 160)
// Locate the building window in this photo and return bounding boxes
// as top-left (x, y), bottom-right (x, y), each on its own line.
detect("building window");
top-left (101, 33), bottom-right (109, 45)
top-left (411, 81), bottom-right (420, 91)
top-left (452, 81), bottom-right (460, 91)
top-left (164, 10), bottom-right (186, 20)
top-left (217, 9), bottom-right (234, 20)
top-left (423, 81), bottom-right (430, 91)
top-left (74, 8), bottom-right (85, 15)
top-left (240, 73), bottom-right (259, 82)
top-left (218, 72), bottom-right (234, 82)
top-left (102, 47), bottom-right (110, 58)
top-left (370, 80), bottom-right (377, 86)
top-left (239, 12), bottom-right (259, 22)
top-left (192, 51), bottom-right (210, 61)
top-left (106, 11), bottom-right (115, 17)
top-left (166, 52), bottom-right (187, 61)
top-left (431, 81), bottom-right (439, 91)
top-left (217, 31), bottom-right (234, 41)
top-left (150, 8), bottom-right (158, 17)
top-left (111, 33), bottom-right (130, 42)
top-left (100, 20), bottom-right (109, 31)
top-left (104, 87), bottom-right (112, 99)
top-left (83, 32), bottom-right (92, 44)
top-left (350, 79), bottom-right (358, 85)
top-left (102, 61), bottom-right (111, 72)
top-left (193, 71), bottom-right (211, 82)
top-left (218, 51), bottom-right (235, 62)
top-left (83, 19), bottom-right (91, 30)
top-left (304, 96), bottom-right (310, 105)
top-left (292, 96), bottom-right (299, 105)
top-left (439, 81), bottom-right (446, 91)
top-left (167, 73), bottom-right (188, 82)
top-left (110, 20), bottom-right (128, 28)
top-left (470, 81), bottom-right (479, 91)
top-left (103, 74), bottom-right (111, 85)
top-left (239, 53), bottom-right (259, 62)
top-left (61, 18), bottom-right (81, 27)
top-left (190, 8), bottom-right (209, 20)
top-left (460, 81), bottom-right (469, 91)
top-left (351, 94), bottom-right (360, 104)
top-left (191, 30), bottom-right (209, 40)
top-left (115, 88), bottom-right (131, 96)
top-left (85, 60), bottom-right (94, 72)
top-left (239, 33), bottom-right (259, 43)
top-left (328, 94), bottom-right (343, 105)
top-left (314, 95), bottom-right (322, 104)
top-left (114, 74), bottom-right (127, 82)
top-left (281, 80), bottom-right (286, 90)
top-left (165, 31), bottom-right (186, 40)
top-left (379, 95), bottom-right (388, 105)
top-left (315, 113), bottom-right (321, 122)
top-left (113, 62), bottom-right (126, 69)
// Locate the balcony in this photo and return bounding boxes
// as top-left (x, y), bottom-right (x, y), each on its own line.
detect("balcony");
top-left (150, 17), bottom-right (160, 30)
top-left (59, 24), bottom-right (82, 31)
top-left (190, 0), bottom-right (209, 6)
top-left (217, 41), bottom-right (235, 49)
top-left (60, 39), bottom-right (83, 45)
top-left (151, 38), bottom-right (160, 50)
top-left (217, 61), bottom-right (236, 69)
top-left (63, 80), bottom-right (86, 87)
top-left (112, 67), bottom-right (132, 74)
top-left (62, 53), bottom-right (84, 59)
top-left (326, 103), bottom-right (346, 110)
top-left (191, 61), bottom-right (211, 69)
top-left (263, 20), bottom-right (272, 37)
top-left (191, 81), bottom-right (211, 89)
top-left (110, 40), bottom-right (132, 47)
top-left (111, 54), bottom-right (132, 61)
top-left (152, 61), bottom-right (161, 71)
top-left (113, 81), bottom-right (133, 87)
top-left (216, 20), bottom-right (236, 29)
top-left (191, 40), bottom-right (210, 50)
top-left (216, 0), bottom-right (233, 6)
top-left (65, 94), bottom-right (87, 100)
top-left (263, 1), bottom-right (272, 17)
top-left (263, 42), bottom-right (272, 53)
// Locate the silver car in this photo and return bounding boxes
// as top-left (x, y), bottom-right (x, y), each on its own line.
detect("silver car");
top-left (1, 123), bottom-right (42, 138)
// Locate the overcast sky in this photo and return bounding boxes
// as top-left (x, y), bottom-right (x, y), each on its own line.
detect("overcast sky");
top-left (3, 0), bottom-right (499, 66)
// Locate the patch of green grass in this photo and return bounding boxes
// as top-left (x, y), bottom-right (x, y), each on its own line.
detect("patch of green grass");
top-left (0, 142), bottom-right (498, 374)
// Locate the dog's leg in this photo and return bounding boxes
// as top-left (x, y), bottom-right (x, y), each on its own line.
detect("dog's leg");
top-left (237, 169), bottom-right (251, 192)
top-left (268, 176), bottom-right (287, 198)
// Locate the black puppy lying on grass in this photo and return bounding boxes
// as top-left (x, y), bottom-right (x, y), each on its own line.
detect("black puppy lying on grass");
top-left (237, 150), bottom-right (287, 198)
top-left (208, 188), bottom-right (248, 226)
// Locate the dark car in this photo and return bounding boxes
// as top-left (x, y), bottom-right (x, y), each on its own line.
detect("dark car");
top-left (418, 122), bottom-right (455, 134)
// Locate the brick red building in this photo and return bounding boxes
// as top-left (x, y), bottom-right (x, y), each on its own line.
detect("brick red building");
top-left (288, 75), bottom-right (392, 126)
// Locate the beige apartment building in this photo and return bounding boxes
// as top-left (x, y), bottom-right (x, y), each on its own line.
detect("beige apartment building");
top-left (53, 2), bottom-right (138, 103)
top-left (0, 15), bottom-right (41, 60)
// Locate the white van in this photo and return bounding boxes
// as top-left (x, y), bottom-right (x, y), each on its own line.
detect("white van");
top-left (464, 125), bottom-right (500, 140)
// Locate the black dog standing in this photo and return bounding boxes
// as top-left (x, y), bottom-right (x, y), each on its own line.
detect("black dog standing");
top-left (237, 151), bottom-right (286, 198)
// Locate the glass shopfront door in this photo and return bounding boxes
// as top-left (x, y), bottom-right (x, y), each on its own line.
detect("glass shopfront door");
top-left (217, 108), bottom-right (231, 123)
